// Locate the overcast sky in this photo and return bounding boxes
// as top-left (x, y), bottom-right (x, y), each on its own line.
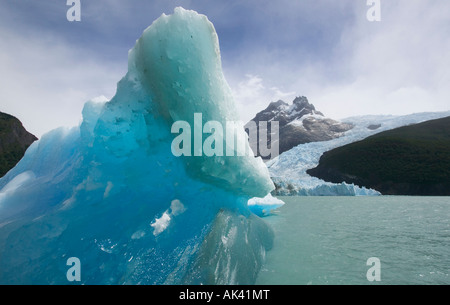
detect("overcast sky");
top-left (0, 0), bottom-right (449, 137)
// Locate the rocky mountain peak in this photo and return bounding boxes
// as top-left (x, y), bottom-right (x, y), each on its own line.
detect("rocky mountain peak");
top-left (288, 96), bottom-right (324, 121)
top-left (292, 96), bottom-right (310, 109)
top-left (268, 99), bottom-right (289, 110)
top-left (252, 96), bottom-right (325, 128)
top-left (247, 96), bottom-right (353, 159)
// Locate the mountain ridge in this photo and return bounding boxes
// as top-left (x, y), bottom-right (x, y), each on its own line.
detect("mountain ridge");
top-left (0, 111), bottom-right (37, 177)
top-left (247, 96), bottom-right (353, 158)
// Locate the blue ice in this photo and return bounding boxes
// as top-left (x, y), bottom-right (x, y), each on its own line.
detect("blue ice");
top-left (0, 7), bottom-right (277, 285)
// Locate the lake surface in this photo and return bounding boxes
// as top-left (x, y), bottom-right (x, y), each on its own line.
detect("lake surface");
top-left (256, 196), bottom-right (450, 285)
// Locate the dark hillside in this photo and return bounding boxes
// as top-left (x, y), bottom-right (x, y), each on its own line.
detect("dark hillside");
top-left (0, 112), bottom-right (37, 177)
top-left (307, 116), bottom-right (450, 195)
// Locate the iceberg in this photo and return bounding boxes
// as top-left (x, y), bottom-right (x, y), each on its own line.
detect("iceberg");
top-left (248, 194), bottom-right (285, 217)
top-left (0, 7), bottom-right (276, 285)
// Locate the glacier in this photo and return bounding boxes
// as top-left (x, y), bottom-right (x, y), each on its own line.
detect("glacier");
top-left (0, 7), bottom-right (278, 285)
top-left (268, 110), bottom-right (450, 196)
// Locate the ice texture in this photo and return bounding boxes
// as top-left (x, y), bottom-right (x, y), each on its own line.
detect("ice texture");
top-left (248, 194), bottom-right (285, 217)
top-left (0, 7), bottom-right (274, 284)
top-left (268, 111), bottom-right (450, 196)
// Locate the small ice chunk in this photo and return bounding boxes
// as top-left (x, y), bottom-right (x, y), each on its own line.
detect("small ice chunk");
top-left (248, 194), bottom-right (285, 217)
top-left (170, 199), bottom-right (186, 216)
top-left (151, 199), bottom-right (186, 236)
top-left (151, 212), bottom-right (171, 236)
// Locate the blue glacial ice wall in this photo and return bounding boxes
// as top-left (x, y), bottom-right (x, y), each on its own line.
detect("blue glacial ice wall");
top-left (0, 7), bottom-right (275, 285)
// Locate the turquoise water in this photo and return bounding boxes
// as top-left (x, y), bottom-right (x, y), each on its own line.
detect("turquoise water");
top-left (256, 196), bottom-right (450, 285)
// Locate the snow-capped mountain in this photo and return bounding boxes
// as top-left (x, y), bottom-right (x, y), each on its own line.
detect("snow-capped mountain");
top-left (247, 96), bottom-right (353, 158)
top-left (267, 110), bottom-right (450, 196)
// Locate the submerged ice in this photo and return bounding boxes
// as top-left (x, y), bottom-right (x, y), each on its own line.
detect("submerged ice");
top-left (0, 8), bottom-right (277, 285)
